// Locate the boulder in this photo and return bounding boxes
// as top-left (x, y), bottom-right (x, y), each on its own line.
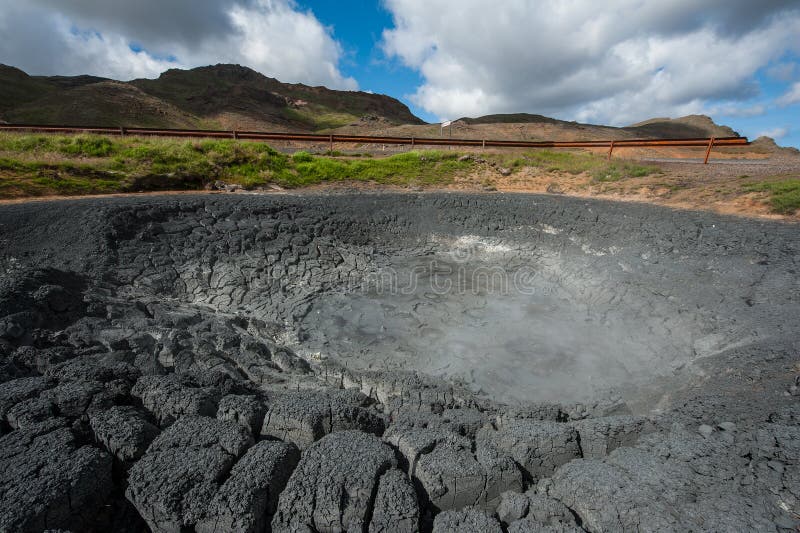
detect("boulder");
top-left (499, 489), bottom-right (578, 529)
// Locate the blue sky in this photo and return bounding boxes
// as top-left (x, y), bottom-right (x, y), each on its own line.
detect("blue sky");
top-left (294, 1), bottom-right (426, 112)
top-left (1, 0), bottom-right (799, 148)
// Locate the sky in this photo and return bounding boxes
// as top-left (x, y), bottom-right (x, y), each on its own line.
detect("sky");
top-left (1, 1), bottom-right (799, 148)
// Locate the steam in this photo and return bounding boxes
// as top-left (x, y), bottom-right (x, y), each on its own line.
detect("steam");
top-left (297, 237), bottom-right (701, 406)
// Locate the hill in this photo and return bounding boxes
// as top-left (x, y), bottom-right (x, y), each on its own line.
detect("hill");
top-left (0, 64), bottom-right (424, 131)
top-left (6, 81), bottom-right (200, 128)
top-left (455, 113), bottom-right (565, 125)
top-left (626, 115), bottom-right (739, 138)
top-left (2, 63), bottom-right (789, 153)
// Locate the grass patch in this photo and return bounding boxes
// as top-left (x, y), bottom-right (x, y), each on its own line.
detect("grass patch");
top-left (497, 150), bottom-right (659, 182)
top-left (0, 134), bottom-right (117, 157)
top-left (742, 179), bottom-right (800, 214)
top-left (591, 162), bottom-right (660, 182)
top-left (282, 151), bottom-right (470, 188)
top-left (0, 132), bottom-right (474, 197)
top-left (0, 133), bottom-right (663, 199)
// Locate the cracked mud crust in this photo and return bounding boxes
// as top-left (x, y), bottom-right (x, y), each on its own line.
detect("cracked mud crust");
top-left (0, 192), bottom-right (798, 532)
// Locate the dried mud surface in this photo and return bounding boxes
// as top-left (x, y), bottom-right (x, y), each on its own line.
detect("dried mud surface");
top-left (0, 192), bottom-right (798, 532)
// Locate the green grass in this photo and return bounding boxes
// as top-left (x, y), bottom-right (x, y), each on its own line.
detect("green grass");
top-left (0, 133), bottom-right (476, 197)
top-left (501, 150), bottom-right (659, 182)
top-left (0, 134), bottom-right (116, 157)
top-left (0, 133), bottom-right (661, 199)
top-left (743, 179), bottom-right (800, 214)
top-left (282, 107), bottom-right (359, 131)
top-left (286, 151), bottom-right (470, 187)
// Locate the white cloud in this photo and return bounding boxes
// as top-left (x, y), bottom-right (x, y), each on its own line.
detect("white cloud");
top-left (0, 0), bottom-right (355, 89)
top-left (778, 82), bottom-right (800, 106)
top-left (757, 127), bottom-right (789, 139)
top-left (381, 0), bottom-right (800, 124)
top-left (226, 0), bottom-right (356, 89)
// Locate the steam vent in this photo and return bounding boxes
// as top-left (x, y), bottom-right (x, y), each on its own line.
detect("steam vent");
top-left (1, 192), bottom-right (798, 532)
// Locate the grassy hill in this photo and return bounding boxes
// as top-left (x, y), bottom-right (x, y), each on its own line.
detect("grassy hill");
top-left (6, 81), bottom-right (202, 129)
top-left (0, 64), bottom-right (425, 131)
top-left (0, 65), bottom-right (58, 114)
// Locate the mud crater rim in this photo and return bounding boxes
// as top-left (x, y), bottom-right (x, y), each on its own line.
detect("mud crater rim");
top-left (88, 193), bottom-right (791, 411)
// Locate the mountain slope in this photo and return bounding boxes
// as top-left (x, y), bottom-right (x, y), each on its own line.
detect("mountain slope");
top-left (0, 65), bottom-right (56, 114)
top-left (131, 64), bottom-right (424, 131)
top-left (5, 81), bottom-right (202, 128)
top-left (0, 63), bottom-right (425, 131)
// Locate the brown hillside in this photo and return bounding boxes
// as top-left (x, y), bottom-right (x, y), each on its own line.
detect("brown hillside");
top-left (1, 63), bottom-right (425, 132)
top-left (626, 115), bottom-right (739, 138)
top-left (130, 64), bottom-right (425, 131)
top-left (5, 81), bottom-right (201, 128)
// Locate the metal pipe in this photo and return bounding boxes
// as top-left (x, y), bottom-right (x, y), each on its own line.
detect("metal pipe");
top-left (0, 124), bottom-right (750, 152)
top-left (704, 137), bottom-right (715, 164)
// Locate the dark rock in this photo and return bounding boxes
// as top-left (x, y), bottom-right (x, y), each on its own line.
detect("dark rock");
top-left (196, 440), bottom-right (299, 533)
top-left (501, 489), bottom-right (578, 530)
top-left (432, 507), bottom-right (503, 533)
top-left (369, 469), bottom-right (420, 532)
top-left (0, 419), bottom-right (113, 532)
top-left (570, 415), bottom-right (651, 458)
top-left (261, 389), bottom-right (384, 449)
top-left (272, 430), bottom-right (396, 532)
top-left (126, 416), bottom-right (253, 532)
top-left (46, 356), bottom-right (140, 385)
top-left (216, 394), bottom-right (267, 435)
top-left (7, 396), bottom-right (56, 429)
top-left (0, 376), bottom-right (52, 421)
top-left (89, 405), bottom-right (160, 464)
top-left (385, 426), bottom-right (521, 511)
top-left (497, 490), bottom-right (530, 524)
top-left (390, 407), bottom-right (487, 438)
top-left (478, 420), bottom-right (581, 482)
top-left (131, 374), bottom-right (222, 426)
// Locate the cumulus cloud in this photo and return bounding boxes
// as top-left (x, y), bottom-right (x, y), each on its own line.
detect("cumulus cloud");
top-left (381, 0), bottom-right (800, 124)
top-left (0, 0), bottom-right (356, 89)
top-left (778, 82), bottom-right (800, 106)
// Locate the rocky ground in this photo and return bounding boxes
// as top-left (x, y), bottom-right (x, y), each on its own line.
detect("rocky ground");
top-left (0, 193), bottom-right (798, 532)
